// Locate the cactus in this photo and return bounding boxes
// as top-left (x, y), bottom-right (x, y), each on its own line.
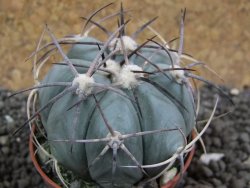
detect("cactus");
top-left (12, 3), bottom-right (222, 188)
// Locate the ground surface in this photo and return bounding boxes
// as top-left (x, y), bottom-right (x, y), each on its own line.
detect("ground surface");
top-left (0, 0), bottom-right (250, 90)
top-left (1, 85), bottom-right (250, 188)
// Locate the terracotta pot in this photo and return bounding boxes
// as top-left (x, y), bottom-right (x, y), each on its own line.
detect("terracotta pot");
top-left (29, 125), bottom-right (195, 188)
top-left (29, 125), bottom-right (60, 188)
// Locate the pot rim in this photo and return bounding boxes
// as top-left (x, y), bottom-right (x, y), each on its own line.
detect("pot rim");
top-left (161, 130), bottom-right (196, 188)
top-left (29, 125), bottom-right (61, 188)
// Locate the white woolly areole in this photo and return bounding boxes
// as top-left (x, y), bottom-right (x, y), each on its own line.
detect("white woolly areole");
top-left (117, 64), bottom-right (143, 89)
top-left (72, 74), bottom-right (95, 95)
top-left (105, 59), bottom-right (121, 74)
top-left (99, 59), bottom-right (121, 81)
top-left (125, 64), bottom-right (144, 77)
top-left (169, 65), bottom-right (185, 84)
top-left (109, 36), bottom-right (137, 53)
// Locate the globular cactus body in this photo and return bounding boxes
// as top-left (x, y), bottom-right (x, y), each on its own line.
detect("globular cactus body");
top-left (39, 33), bottom-right (196, 186)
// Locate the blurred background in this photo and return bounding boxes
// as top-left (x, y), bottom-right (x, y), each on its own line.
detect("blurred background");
top-left (0, 0), bottom-right (249, 90)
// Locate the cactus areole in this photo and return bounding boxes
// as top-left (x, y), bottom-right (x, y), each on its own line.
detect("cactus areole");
top-left (33, 6), bottom-right (197, 188)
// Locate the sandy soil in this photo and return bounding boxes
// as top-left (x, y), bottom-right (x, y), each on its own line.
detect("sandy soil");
top-left (0, 0), bottom-right (249, 90)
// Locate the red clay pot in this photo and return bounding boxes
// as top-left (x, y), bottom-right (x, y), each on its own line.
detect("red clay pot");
top-left (29, 125), bottom-right (195, 188)
top-left (29, 125), bottom-right (60, 188)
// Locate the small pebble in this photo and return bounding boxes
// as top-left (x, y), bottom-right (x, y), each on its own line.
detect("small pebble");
top-left (1, 146), bottom-right (10, 155)
top-left (239, 132), bottom-right (250, 143)
top-left (201, 166), bottom-right (214, 178)
top-left (230, 178), bottom-right (246, 188)
top-left (218, 160), bottom-right (226, 172)
top-left (16, 137), bottom-right (21, 142)
top-left (209, 161), bottom-right (219, 172)
top-left (3, 180), bottom-right (10, 187)
top-left (0, 135), bottom-right (9, 145)
top-left (212, 137), bottom-right (222, 148)
top-left (0, 126), bottom-right (7, 135)
top-left (200, 153), bottom-right (224, 165)
top-left (238, 171), bottom-right (250, 180)
top-left (241, 143), bottom-right (250, 154)
top-left (17, 178), bottom-right (30, 188)
top-left (4, 115), bottom-right (14, 125)
top-left (216, 186), bottom-right (227, 188)
top-left (211, 178), bottom-right (222, 186)
top-left (230, 88), bottom-right (240, 96)
top-left (0, 101), bottom-right (4, 109)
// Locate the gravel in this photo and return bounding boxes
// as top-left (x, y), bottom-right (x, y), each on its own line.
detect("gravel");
top-left (182, 85), bottom-right (250, 188)
top-left (0, 88), bottom-right (44, 188)
top-left (0, 85), bottom-right (249, 188)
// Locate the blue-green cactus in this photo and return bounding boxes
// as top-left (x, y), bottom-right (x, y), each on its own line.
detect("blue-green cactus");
top-left (18, 4), bottom-right (205, 188)
top-left (38, 31), bottom-right (196, 186)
